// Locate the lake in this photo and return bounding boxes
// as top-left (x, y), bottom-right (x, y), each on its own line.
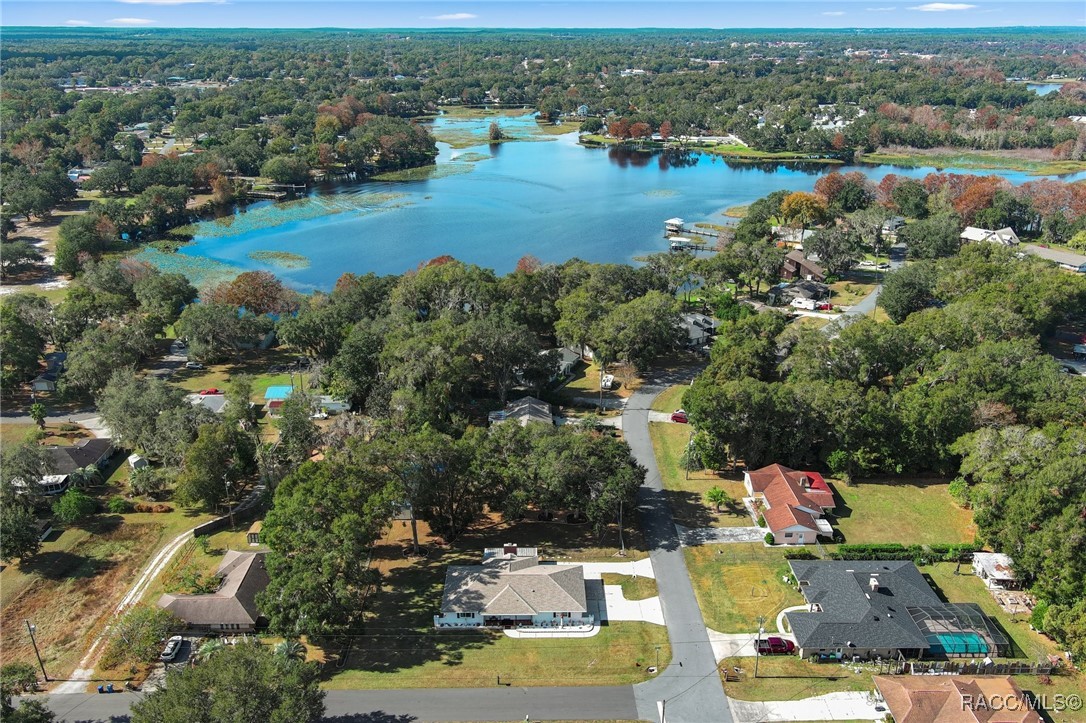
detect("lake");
top-left (141, 114), bottom-right (1086, 291)
top-left (1026, 82), bottom-right (1064, 96)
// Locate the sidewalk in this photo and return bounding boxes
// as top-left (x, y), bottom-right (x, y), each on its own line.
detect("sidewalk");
top-left (728, 691), bottom-right (881, 722)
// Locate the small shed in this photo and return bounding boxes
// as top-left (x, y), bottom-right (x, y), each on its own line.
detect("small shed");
top-left (247, 521), bottom-right (263, 546)
top-left (128, 454), bottom-right (149, 470)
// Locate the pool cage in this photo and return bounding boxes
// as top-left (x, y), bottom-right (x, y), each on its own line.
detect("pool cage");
top-left (907, 603), bottom-right (1010, 658)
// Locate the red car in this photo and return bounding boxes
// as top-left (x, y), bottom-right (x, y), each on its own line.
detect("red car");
top-left (198, 388), bottom-right (223, 395)
top-left (756, 636), bottom-right (795, 655)
top-left (816, 303), bottom-right (833, 311)
top-left (670, 410), bottom-right (688, 423)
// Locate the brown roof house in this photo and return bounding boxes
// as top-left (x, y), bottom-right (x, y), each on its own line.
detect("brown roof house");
top-left (781, 249), bottom-right (826, 282)
top-left (745, 463), bottom-right (836, 544)
top-left (873, 675), bottom-right (1042, 723)
top-left (434, 545), bottom-right (592, 629)
top-left (158, 551), bottom-right (269, 632)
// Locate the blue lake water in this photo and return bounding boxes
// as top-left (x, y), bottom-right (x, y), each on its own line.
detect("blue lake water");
top-left (1026, 82), bottom-right (1064, 96)
top-left (145, 115), bottom-right (1086, 292)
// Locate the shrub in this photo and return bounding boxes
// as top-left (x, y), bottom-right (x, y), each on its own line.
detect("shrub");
top-left (58, 422), bottom-right (81, 432)
top-left (1, 661), bottom-right (40, 692)
top-left (107, 497), bottom-right (133, 514)
top-left (783, 549), bottom-right (818, 560)
top-left (764, 532), bottom-right (775, 545)
top-left (829, 542), bottom-right (979, 562)
top-left (824, 275), bottom-right (839, 284)
top-left (757, 515), bottom-right (766, 528)
top-left (52, 489), bottom-right (97, 523)
top-left (948, 477), bottom-right (971, 508)
top-left (1031, 600), bottom-right (1049, 631)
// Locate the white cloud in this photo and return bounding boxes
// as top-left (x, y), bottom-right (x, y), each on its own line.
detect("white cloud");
top-left (64, 19), bottom-right (92, 26)
top-left (425, 13), bottom-right (478, 21)
top-left (866, 6), bottom-right (898, 11)
top-left (908, 3), bottom-right (977, 10)
top-left (117, 0), bottom-right (224, 4)
top-left (109, 17), bottom-right (157, 25)
top-left (823, 11), bottom-right (847, 15)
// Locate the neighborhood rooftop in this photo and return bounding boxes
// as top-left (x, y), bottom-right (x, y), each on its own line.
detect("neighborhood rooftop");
top-left (787, 560), bottom-right (1009, 658)
top-left (440, 555), bottom-right (587, 617)
top-left (158, 550), bottom-right (269, 630)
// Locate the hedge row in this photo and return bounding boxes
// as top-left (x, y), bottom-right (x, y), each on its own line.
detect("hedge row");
top-left (828, 543), bottom-right (980, 562)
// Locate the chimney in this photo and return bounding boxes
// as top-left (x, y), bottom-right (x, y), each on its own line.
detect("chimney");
top-left (503, 543), bottom-right (518, 555)
top-left (799, 474), bottom-right (810, 488)
top-left (869, 576), bottom-right (879, 592)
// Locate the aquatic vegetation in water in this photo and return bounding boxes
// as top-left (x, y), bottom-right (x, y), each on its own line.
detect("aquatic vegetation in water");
top-left (643, 189), bottom-right (679, 198)
top-left (192, 192), bottom-right (408, 239)
top-left (373, 164), bottom-right (475, 182)
top-left (132, 247), bottom-right (244, 290)
top-left (450, 152), bottom-right (491, 163)
top-left (248, 250), bottom-right (311, 269)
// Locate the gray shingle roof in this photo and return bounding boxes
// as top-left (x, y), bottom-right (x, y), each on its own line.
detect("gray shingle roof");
top-left (440, 556), bottom-right (588, 615)
top-left (786, 560), bottom-right (943, 651)
top-left (46, 439), bottom-right (114, 475)
top-left (487, 396), bottom-right (553, 426)
top-left (159, 551), bottom-right (269, 626)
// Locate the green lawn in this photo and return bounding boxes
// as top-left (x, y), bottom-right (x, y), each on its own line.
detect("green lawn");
top-left (167, 347), bottom-right (297, 403)
top-left (831, 479), bottom-right (975, 545)
top-left (922, 563), bottom-right (1086, 718)
top-left (649, 384), bottom-right (689, 413)
top-left (862, 150), bottom-right (1086, 176)
top-left (557, 360), bottom-right (638, 402)
top-left (685, 544), bottom-right (804, 634)
top-left (650, 422), bottom-right (750, 529)
top-left (720, 655), bottom-right (876, 702)
top-left (923, 563), bottom-right (1058, 662)
top-left (322, 517), bottom-right (667, 690)
top-left (601, 574), bottom-right (658, 601)
top-left (1, 422), bottom-right (37, 447)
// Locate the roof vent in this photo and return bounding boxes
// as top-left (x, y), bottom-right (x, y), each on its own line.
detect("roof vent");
top-left (869, 576), bottom-right (879, 592)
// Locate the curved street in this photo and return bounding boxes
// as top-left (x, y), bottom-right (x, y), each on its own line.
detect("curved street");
top-left (25, 369), bottom-right (725, 722)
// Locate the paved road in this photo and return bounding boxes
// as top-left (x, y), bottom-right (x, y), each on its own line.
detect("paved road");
top-left (624, 370), bottom-right (733, 723)
top-left (27, 368), bottom-right (720, 723)
top-left (822, 244), bottom-right (905, 335)
top-left (26, 687), bottom-right (641, 722)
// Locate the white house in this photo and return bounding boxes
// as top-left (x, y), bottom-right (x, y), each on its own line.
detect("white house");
top-left (972, 552), bottom-right (1022, 591)
top-left (1024, 245), bottom-right (1086, 273)
top-left (434, 545), bottom-right (592, 629)
top-left (960, 226), bottom-right (1020, 246)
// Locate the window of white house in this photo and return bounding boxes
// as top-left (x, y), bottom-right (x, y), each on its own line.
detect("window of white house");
top-left (457, 612), bottom-right (474, 619)
top-left (554, 612), bottom-right (572, 618)
top-left (784, 532), bottom-right (793, 538)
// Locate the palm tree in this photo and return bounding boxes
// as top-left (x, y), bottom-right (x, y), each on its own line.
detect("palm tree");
top-left (70, 465), bottom-right (101, 489)
top-left (195, 638), bottom-right (225, 663)
top-left (274, 639), bottom-right (306, 662)
top-left (705, 486), bottom-right (732, 513)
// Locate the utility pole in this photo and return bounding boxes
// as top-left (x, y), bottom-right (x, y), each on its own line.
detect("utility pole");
top-left (655, 645), bottom-right (661, 669)
top-left (25, 620), bottom-right (48, 682)
top-left (754, 615), bottom-right (765, 678)
top-left (617, 498), bottom-right (626, 557)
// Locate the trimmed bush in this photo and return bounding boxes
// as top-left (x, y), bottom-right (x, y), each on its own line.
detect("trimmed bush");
top-left (783, 549), bottom-right (818, 560)
top-left (757, 515), bottom-right (766, 528)
top-left (107, 497), bottom-right (134, 514)
top-left (828, 542), bottom-right (980, 562)
top-left (764, 532), bottom-right (775, 545)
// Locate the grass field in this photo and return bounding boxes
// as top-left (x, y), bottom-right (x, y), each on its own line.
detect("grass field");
top-left (862, 149), bottom-right (1086, 176)
top-left (720, 655), bottom-right (876, 701)
top-left (649, 384), bottom-right (689, 413)
top-left (827, 280), bottom-right (877, 308)
top-left (685, 544), bottom-right (804, 634)
top-left (0, 507), bottom-right (213, 680)
top-left (831, 479), bottom-right (975, 545)
top-left (601, 574), bottom-right (658, 601)
top-left (650, 422), bottom-right (749, 529)
top-left (723, 204), bottom-right (750, 218)
top-left (323, 518), bottom-right (667, 689)
top-left (558, 360), bottom-right (640, 402)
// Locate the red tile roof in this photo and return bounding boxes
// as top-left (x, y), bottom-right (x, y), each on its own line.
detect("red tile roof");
top-left (749, 464), bottom-right (835, 536)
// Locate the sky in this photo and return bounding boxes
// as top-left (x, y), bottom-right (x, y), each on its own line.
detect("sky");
top-left (1, 0), bottom-right (1082, 29)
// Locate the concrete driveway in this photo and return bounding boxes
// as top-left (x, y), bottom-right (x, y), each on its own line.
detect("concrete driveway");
top-left (728, 691), bottom-right (881, 722)
top-left (676, 524), bottom-right (765, 546)
top-left (578, 559), bottom-right (656, 579)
